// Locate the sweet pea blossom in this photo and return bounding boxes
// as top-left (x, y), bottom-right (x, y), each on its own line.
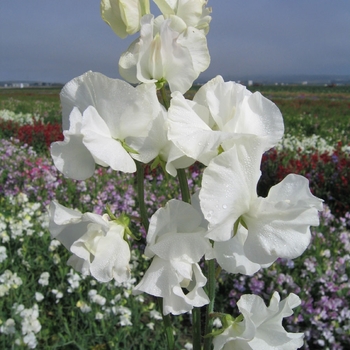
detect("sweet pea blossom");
top-left (200, 143), bottom-right (323, 265)
top-left (133, 199), bottom-right (211, 314)
top-left (206, 225), bottom-right (271, 276)
top-left (101, 0), bottom-right (150, 38)
top-left (48, 201), bottom-right (131, 283)
top-left (168, 75), bottom-right (284, 165)
top-left (213, 292), bottom-right (304, 350)
top-left (119, 14), bottom-right (210, 93)
top-left (51, 71), bottom-right (159, 180)
top-left (127, 106), bottom-right (196, 176)
top-left (154, 0), bottom-right (212, 34)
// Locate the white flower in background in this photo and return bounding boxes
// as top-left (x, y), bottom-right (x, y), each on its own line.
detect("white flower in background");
top-left (14, 304), bottom-right (41, 349)
top-left (95, 312), bottom-right (104, 320)
top-left (67, 269), bottom-right (82, 292)
top-left (0, 245), bottom-right (7, 263)
top-left (51, 71), bottom-right (159, 179)
top-left (154, 0), bottom-right (211, 34)
top-left (119, 14), bottom-right (210, 93)
top-left (168, 75), bottom-right (284, 165)
top-left (48, 239), bottom-right (61, 252)
top-left (150, 309), bottom-right (163, 320)
top-left (133, 199), bottom-right (211, 315)
top-left (34, 292), bottom-right (44, 302)
top-left (52, 289), bottom-right (64, 302)
top-left (52, 253), bottom-right (61, 265)
top-left (48, 201), bottom-right (131, 283)
top-left (213, 292), bottom-right (304, 350)
top-left (0, 318), bottom-right (16, 335)
top-left (101, 0), bottom-right (150, 38)
top-left (200, 144), bottom-right (323, 265)
top-left (88, 289), bottom-right (107, 306)
top-left (38, 272), bottom-right (50, 286)
top-left (184, 342), bottom-right (193, 350)
top-left (77, 300), bottom-right (92, 313)
top-left (0, 270), bottom-right (23, 296)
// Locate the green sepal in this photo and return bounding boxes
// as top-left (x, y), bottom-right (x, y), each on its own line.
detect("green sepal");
top-left (155, 78), bottom-right (167, 90)
top-left (204, 313), bottom-right (236, 338)
top-left (233, 216), bottom-right (248, 236)
top-left (217, 145), bottom-right (224, 155)
top-left (106, 205), bottom-right (118, 220)
top-left (150, 155), bottom-right (168, 177)
top-left (105, 209), bottom-right (141, 241)
top-left (119, 139), bottom-right (139, 154)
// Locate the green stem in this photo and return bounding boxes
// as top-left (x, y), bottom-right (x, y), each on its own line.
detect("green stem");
top-left (136, 161), bottom-right (149, 232)
top-left (157, 298), bottom-right (175, 350)
top-left (177, 168), bottom-right (191, 204)
top-left (177, 168), bottom-right (203, 349)
top-left (138, 164), bottom-right (175, 348)
top-left (203, 259), bottom-right (216, 350)
top-left (192, 308), bottom-right (202, 350)
top-left (160, 85), bottom-right (170, 110)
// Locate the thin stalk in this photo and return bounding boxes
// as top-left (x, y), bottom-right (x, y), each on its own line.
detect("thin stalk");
top-left (203, 259), bottom-right (216, 350)
top-left (177, 168), bottom-right (203, 349)
top-left (138, 163), bottom-right (175, 349)
top-left (192, 308), bottom-right (202, 350)
top-left (136, 161), bottom-right (149, 231)
top-left (177, 168), bottom-right (191, 204)
top-left (160, 85), bottom-right (170, 110)
top-left (157, 298), bottom-right (175, 350)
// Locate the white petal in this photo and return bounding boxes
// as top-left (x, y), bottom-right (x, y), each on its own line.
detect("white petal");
top-left (50, 108), bottom-right (96, 180)
top-left (200, 142), bottom-right (263, 241)
top-left (60, 71), bottom-right (154, 138)
top-left (48, 201), bottom-right (83, 243)
top-left (167, 262), bottom-right (209, 315)
top-left (150, 229), bottom-right (210, 264)
top-left (90, 224), bottom-right (131, 283)
top-left (238, 293), bottom-right (304, 349)
top-left (244, 174), bottom-right (323, 264)
top-left (146, 199), bottom-right (204, 253)
top-left (210, 226), bottom-right (265, 276)
top-left (168, 92), bottom-right (222, 165)
top-left (133, 257), bottom-right (177, 297)
top-left (81, 106), bottom-right (136, 173)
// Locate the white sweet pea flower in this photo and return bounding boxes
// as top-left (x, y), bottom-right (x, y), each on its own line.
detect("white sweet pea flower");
top-left (135, 257), bottom-right (209, 315)
top-left (154, 0), bottom-right (212, 34)
top-left (51, 71), bottom-right (159, 179)
top-left (127, 106), bottom-right (196, 176)
top-left (133, 199), bottom-right (211, 314)
top-left (101, 0), bottom-right (150, 38)
top-left (206, 226), bottom-right (271, 276)
top-left (119, 14), bottom-right (210, 93)
top-left (213, 292), bottom-right (304, 350)
top-left (168, 75), bottom-right (284, 165)
top-left (48, 201), bottom-right (131, 283)
top-left (200, 143), bottom-right (323, 265)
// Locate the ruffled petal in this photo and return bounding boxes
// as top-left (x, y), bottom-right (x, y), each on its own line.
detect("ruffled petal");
top-left (243, 174), bottom-right (323, 264)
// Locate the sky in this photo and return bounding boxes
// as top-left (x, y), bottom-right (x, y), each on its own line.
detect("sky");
top-left (1, 0), bottom-right (350, 84)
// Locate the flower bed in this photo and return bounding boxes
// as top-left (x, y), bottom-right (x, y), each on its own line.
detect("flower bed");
top-left (0, 138), bottom-right (349, 349)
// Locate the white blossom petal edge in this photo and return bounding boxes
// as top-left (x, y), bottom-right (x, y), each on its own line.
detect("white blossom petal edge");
top-left (200, 144), bottom-right (323, 264)
top-left (48, 201), bottom-right (131, 283)
top-left (213, 292), bottom-right (304, 350)
top-left (51, 71), bottom-right (159, 179)
top-left (133, 199), bottom-right (211, 314)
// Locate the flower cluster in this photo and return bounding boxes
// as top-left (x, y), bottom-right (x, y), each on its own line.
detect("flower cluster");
top-left (46, 1), bottom-right (323, 349)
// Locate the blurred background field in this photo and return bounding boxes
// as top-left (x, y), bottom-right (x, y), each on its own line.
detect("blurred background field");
top-left (0, 85), bottom-right (349, 349)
